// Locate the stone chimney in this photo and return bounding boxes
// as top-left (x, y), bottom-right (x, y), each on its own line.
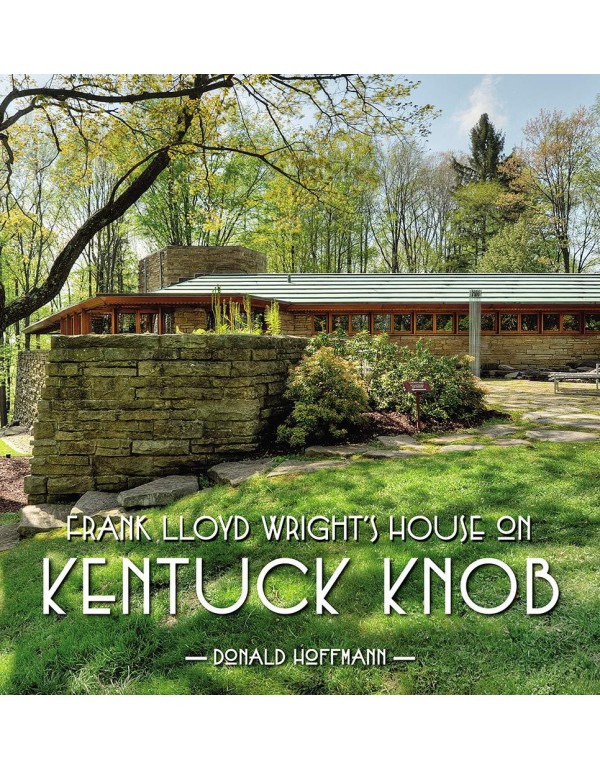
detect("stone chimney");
top-left (138, 245), bottom-right (268, 292)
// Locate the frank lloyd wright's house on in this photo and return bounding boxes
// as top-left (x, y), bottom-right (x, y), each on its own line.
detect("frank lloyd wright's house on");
top-left (25, 245), bottom-right (600, 369)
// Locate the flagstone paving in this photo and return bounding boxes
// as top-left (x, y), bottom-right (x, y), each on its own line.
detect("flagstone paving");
top-left (209, 381), bottom-right (600, 484)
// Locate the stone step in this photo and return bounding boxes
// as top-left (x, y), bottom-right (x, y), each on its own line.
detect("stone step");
top-left (305, 445), bottom-right (372, 458)
top-left (71, 491), bottom-right (126, 520)
top-left (267, 459), bottom-right (350, 477)
top-left (117, 475), bottom-right (199, 509)
top-left (208, 459), bottom-right (274, 487)
top-left (18, 504), bottom-right (72, 537)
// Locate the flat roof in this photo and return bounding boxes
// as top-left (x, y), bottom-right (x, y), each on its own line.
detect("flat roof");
top-left (155, 272), bottom-right (600, 304)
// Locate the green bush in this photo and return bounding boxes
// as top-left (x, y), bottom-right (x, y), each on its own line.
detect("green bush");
top-left (378, 340), bottom-right (486, 423)
top-left (306, 332), bottom-right (486, 425)
top-left (277, 347), bottom-right (369, 448)
top-left (307, 330), bottom-right (399, 409)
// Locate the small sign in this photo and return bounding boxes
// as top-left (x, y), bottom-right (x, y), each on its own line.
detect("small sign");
top-left (403, 381), bottom-right (431, 393)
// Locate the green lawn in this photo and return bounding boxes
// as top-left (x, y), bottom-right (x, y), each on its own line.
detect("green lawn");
top-left (0, 439), bottom-right (24, 457)
top-left (1, 443), bottom-right (599, 694)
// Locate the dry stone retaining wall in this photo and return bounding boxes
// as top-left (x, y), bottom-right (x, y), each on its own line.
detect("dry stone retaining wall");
top-left (26, 334), bottom-right (307, 504)
top-left (13, 350), bottom-right (50, 427)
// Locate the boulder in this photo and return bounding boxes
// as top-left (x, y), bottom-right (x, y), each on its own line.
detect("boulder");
top-left (18, 504), bottom-right (72, 537)
top-left (207, 459), bottom-right (274, 487)
top-left (117, 475), bottom-right (199, 509)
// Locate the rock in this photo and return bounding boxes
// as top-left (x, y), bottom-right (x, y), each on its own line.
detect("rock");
top-left (374, 434), bottom-right (422, 448)
top-left (1, 426), bottom-right (28, 436)
top-left (429, 434), bottom-right (475, 445)
top-left (498, 364), bottom-right (516, 371)
top-left (551, 421), bottom-right (600, 431)
top-left (439, 444), bottom-right (486, 453)
top-left (71, 491), bottom-right (124, 520)
top-left (207, 459), bottom-right (274, 487)
top-left (267, 459), bottom-right (349, 477)
top-left (525, 430), bottom-right (600, 443)
top-left (477, 425), bottom-right (517, 438)
top-left (504, 372), bottom-right (519, 379)
top-left (18, 504), bottom-right (72, 537)
top-left (305, 444), bottom-right (371, 458)
top-left (0, 523), bottom-right (20, 552)
top-left (117, 475), bottom-right (199, 508)
top-left (494, 439), bottom-right (534, 447)
top-left (362, 449), bottom-right (423, 459)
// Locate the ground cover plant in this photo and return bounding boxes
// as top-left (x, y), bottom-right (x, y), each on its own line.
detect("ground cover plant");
top-left (1, 441), bottom-right (599, 694)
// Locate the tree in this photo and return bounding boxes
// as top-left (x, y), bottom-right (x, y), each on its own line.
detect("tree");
top-left (452, 113), bottom-right (506, 184)
top-left (522, 107), bottom-right (599, 272)
top-left (0, 74), bottom-right (433, 334)
top-left (372, 142), bottom-right (455, 272)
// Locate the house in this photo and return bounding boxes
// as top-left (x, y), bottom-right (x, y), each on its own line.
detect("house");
top-left (24, 245), bottom-right (600, 369)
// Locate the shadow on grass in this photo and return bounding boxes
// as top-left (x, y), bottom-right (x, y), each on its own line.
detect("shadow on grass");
top-left (1, 444), bottom-right (600, 694)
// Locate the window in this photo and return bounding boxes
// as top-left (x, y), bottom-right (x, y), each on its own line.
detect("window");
top-left (500, 314), bottom-right (518, 332)
top-left (118, 313), bottom-right (137, 333)
top-left (312, 314), bottom-right (328, 333)
top-left (458, 314), bottom-right (469, 332)
top-left (351, 314), bottom-right (370, 333)
top-left (543, 313), bottom-right (560, 332)
top-left (332, 314), bottom-right (349, 332)
top-left (393, 313), bottom-right (412, 333)
top-left (435, 313), bottom-right (454, 333)
top-left (585, 314), bottom-right (600, 332)
top-left (415, 313), bottom-right (434, 332)
top-left (520, 313), bottom-right (539, 333)
top-left (90, 314), bottom-right (112, 334)
top-left (374, 314), bottom-right (391, 333)
top-left (140, 313), bottom-right (158, 333)
top-left (482, 313), bottom-right (497, 332)
top-left (563, 314), bottom-right (580, 332)
top-left (162, 311), bottom-right (175, 333)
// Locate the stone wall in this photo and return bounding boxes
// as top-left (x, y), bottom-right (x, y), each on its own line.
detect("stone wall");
top-left (13, 350), bottom-right (50, 428)
top-left (173, 307), bottom-right (208, 333)
top-left (138, 246), bottom-right (268, 291)
top-left (26, 334), bottom-right (307, 504)
top-left (387, 334), bottom-right (600, 368)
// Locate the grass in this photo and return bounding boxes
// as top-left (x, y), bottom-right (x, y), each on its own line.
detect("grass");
top-left (0, 439), bottom-right (25, 457)
top-left (1, 442), bottom-right (599, 694)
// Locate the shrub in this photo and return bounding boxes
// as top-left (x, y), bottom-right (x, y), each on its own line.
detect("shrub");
top-left (378, 340), bottom-right (486, 424)
top-left (307, 330), bottom-right (399, 409)
top-left (277, 347), bottom-right (369, 448)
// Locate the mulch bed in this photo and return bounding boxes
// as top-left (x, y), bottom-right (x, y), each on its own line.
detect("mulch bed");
top-left (0, 457), bottom-right (30, 514)
top-left (347, 410), bottom-right (497, 442)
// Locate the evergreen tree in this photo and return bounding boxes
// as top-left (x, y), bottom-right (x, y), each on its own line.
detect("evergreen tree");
top-left (453, 113), bottom-right (506, 184)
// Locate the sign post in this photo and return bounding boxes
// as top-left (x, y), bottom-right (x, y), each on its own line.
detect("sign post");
top-left (403, 380), bottom-right (431, 432)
